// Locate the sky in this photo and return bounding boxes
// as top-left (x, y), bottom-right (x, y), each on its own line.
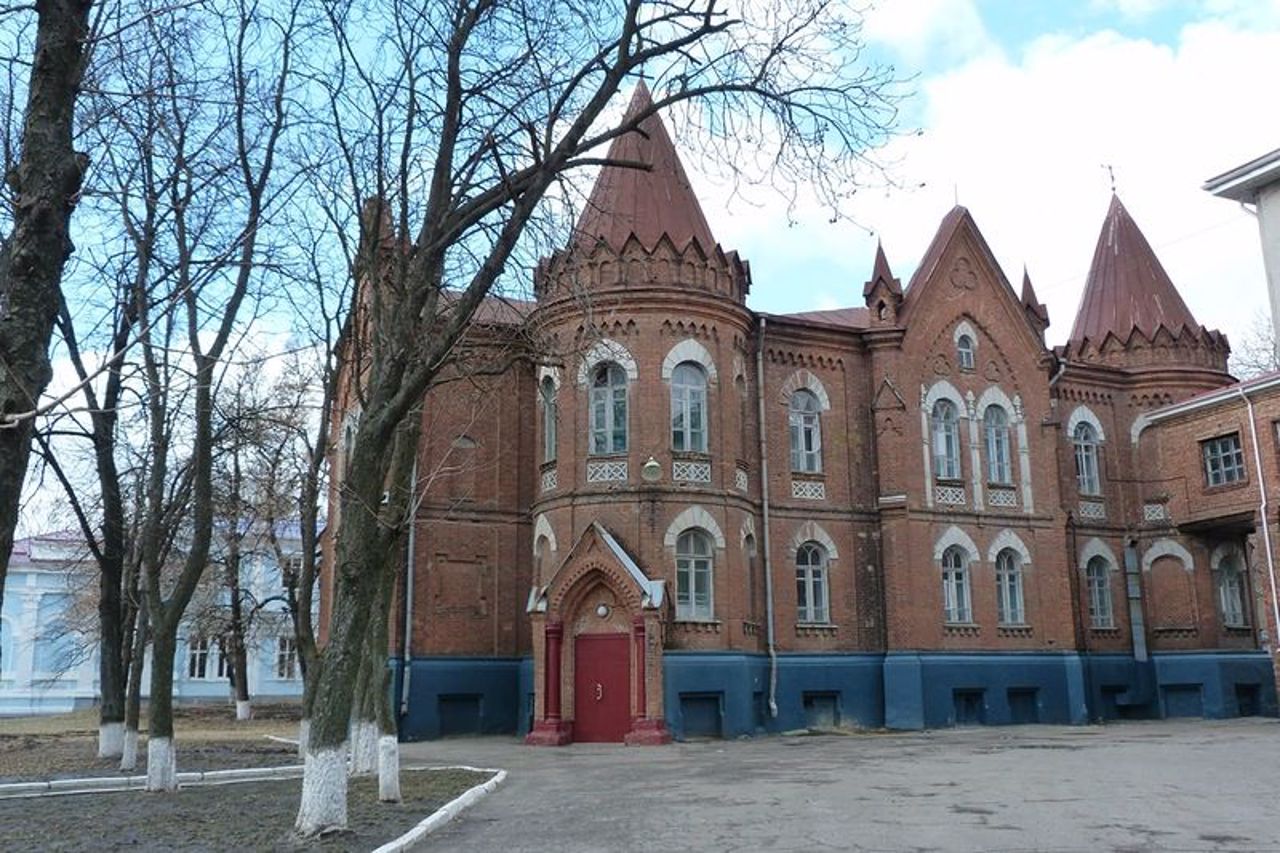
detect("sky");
top-left (686, 0), bottom-right (1280, 348)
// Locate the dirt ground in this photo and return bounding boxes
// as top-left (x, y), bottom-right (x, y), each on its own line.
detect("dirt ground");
top-left (0, 768), bottom-right (490, 852)
top-left (0, 704), bottom-right (301, 782)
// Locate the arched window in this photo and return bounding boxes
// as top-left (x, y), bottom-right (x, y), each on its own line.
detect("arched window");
top-left (796, 542), bottom-right (829, 624)
top-left (744, 534), bottom-right (758, 622)
top-left (671, 362), bottom-right (708, 453)
top-left (984, 405), bottom-right (1012, 485)
top-left (789, 389), bottom-right (822, 473)
top-left (589, 363), bottom-right (628, 455)
top-left (1218, 553), bottom-right (1247, 628)
top-left (957, 334), bottom-right (976, 371)
top-left (941, 545), bottom-right (971, 623)
top-left (1086, 556), bottom-right (1114, 628)
top-left (1074, 422), bottom-right (1101, 496)
top-left (534, 535), bottom-right (551, 581)
top-left (540, 376), bottom-right (557, 463)
top-left (932, 400), bottom-right (961, 480)
top-left (995, 548), bottom-right (1025, 625)
top-left (675, 530), bottom-right (714, 620)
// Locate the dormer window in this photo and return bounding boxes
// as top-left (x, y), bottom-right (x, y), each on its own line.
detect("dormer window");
top-left (956, 334), bottom-right (975, 371)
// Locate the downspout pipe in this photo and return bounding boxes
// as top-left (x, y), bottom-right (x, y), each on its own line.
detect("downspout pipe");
top-left (1238, 386), bottom-right (1280, 651)
top-left (399, 457), bottom-right (418, 717)
top-left (756, 316), bottom-right (778, 718)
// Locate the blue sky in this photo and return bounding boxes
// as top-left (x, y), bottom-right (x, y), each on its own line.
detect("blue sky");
top-left (689, 0), bottom-right (1280, 349)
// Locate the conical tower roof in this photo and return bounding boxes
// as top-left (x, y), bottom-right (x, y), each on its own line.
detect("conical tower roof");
top-left (1069, 195), bottom-right (1200, 345)
top-left (573, 83), bottom-right (716, 253)
top-left (862, 241), bottom-right (901, 298)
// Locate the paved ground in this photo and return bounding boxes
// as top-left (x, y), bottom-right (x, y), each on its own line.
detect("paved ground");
top-left (404, 718), bottom-right (1280, 852)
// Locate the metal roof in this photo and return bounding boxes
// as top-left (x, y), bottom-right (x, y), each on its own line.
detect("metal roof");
top-left (1203, 147), bottom-right (1280, 202)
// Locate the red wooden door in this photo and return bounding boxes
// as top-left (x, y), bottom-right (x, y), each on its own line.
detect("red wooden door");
top-left (574, 634), bottom-right (630, 742)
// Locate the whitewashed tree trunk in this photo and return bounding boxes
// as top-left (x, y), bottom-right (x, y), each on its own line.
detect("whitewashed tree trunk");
top-left (120, 728), bottom-right (139, 772)
top-left (145, 736), bottom-right (178, 791)
top-left (349, 719), bottom-right (378, 775)
top-left (377, 735), bottom-right (400, 802)
top-left (98, 722), bottom-right (124, 759)
top-left (298, 718), bottom-right (310, 758)
top-left (235, 700), bottom-right (252, 721)
top-left (297, 746), bottom-right (348, 836)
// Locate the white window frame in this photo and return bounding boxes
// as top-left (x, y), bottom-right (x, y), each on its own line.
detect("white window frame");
top-left (789, 389), bottom-right (823, 473)
top-left (671, 362), bottom-right (708, 453)
top-left (796, 542), bottom-right (830, 624)
top-left (1086, 556), bottom-right (1114, 628)
top-left (995, 548), bottom-right (1025, 625)
top-left (276, 636), bottom-right (299, 680)
top-left (932, 399), bottom-right (962, 481)
top-left (1217, 554), bottom-right (1248, 627)
top-left (1074, 422), bottom-right (1101, 496)
top-left (675, 529), bottom-right (714, 621)
top-left (984, 405), bottom-right (1012, 485)
top-left (1202, 434), bottom-right (1245, 487)
top-left (540, 375), bottom-right (558, 463)
top-left (941, 545), bottom-right (972, 623)
top-left (589, 362), bottom-right (628, 455)
top-left (187, 637), bottom-right (216, 680)
top-left (957, 334), bottom-right (976, 371)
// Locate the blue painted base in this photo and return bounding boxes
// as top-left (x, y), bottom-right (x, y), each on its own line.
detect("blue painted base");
top-left (391, 657), bottom-right (529, 741)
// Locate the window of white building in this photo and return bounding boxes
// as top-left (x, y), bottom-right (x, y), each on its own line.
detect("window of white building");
top-left (277, 636), bottom-right (299, 680)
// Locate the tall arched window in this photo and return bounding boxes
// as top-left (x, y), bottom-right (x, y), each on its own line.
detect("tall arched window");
top-left (995, 548), bottom-right (1025, 625)
top-left (1218, 553), bottom-right (1247, 627)
top-left (932, 400), bottom-right (961, 480)
top-left (957, 334), bottom-right (976, 371)
top-left (1086, 556), bottom-right (1114, 628)
top-left (589, 363), bottom-right (628, 455)
top-left (984, 406), bottom-right (1012, 485)
top-left (941, 545), bottom-right (971, 623)
top-left (540, 376), bottom-right (557, 463)
top-left (671, 362), bottom-right (708, 453)
top-left (789, 389), bottom-right (822, 473)
top-left (675, 529), bottom-right (714, 620)
top-left (796, 542), bottom-right (829, 623)
top-left (1074, 422), bottom-right (1101, 496)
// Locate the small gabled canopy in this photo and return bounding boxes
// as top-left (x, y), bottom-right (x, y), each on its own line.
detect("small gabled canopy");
top-left (862, 241), bottom-right (902, 298)
top-left (572, 83), bottom-right (717, 254)
top-left (1069, 194), bottom-right (1201, 346)
top-left (529, 521), bottom-right (666, 615)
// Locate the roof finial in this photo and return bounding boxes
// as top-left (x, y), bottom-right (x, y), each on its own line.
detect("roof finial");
top-left (1102, 163), bottom-right (1116, 194)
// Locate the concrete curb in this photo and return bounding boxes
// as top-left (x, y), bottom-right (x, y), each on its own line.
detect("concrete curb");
top-left (0, 764), bottom-right (304, 798)
top-left (371, 766), bottom-right (507, 853)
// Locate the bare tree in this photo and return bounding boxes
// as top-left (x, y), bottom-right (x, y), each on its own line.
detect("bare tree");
top-left (1230, 310), bottom-right (1278, 380)
top-left (296, 0), bottom-right (899, 835)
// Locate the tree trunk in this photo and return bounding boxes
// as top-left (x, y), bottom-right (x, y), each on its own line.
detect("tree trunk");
top-left (0, 0), bottom-right (94, 653)
top-left (98, 554), bottom-right (127, 757)
top-left (121, 605), bottom-right (148, 772)
top-left (145, 621), bottom-right (179, 791)
top-left (371, 555), bottom-right (401, 802)
top-left (226, 548), bottom-right (251, 721)
top-left (348, 636), bottom-right (377, 775)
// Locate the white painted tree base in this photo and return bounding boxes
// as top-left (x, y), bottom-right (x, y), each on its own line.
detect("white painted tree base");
top-left (298, 719), bottom-right (310, 758)
top-left (296, 747), bottom-right (348, 837)
top-left (98, 722), bottom-right (124, 759)
top-left (145, 736), bottom-right (178, 792)
top-left (350, 721), bottom-right (378, 775)
top-left (235, 700), bottom-right (252, 721)
top-left (120, 729), bottom-right (139, 772)
top-left (377, 735), bottom-right (400, 802)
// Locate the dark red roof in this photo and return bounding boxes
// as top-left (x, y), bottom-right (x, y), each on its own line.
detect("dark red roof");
top-left (1069, 195), bottom-right (1200, 345)
top-left (573, 83), bottom-right (717, 253)
top-left (1021, 267), bottom-right (1048, 323)
top-left (774, 307), bottom-right (869, 329)
top-left (862, 241), bottom-right (901, 298)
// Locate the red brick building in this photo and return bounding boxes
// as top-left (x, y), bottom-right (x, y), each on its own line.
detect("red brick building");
top-left (329, 87), bottom-right (1279, 742)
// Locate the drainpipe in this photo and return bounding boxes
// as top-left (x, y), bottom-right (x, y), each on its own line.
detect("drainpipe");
top-left (399, 457), bottom-right (418, 717)
top-left (756, 316), bottom-right (778, 718)
top-left (1238, 386), bottom-right (1280, 651)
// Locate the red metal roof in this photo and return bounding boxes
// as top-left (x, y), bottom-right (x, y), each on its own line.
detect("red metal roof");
top-left (573, 83), bottom-right (717, 253)
top-left (1069, 195), bottom-right (1200, 345)
top-left (862, 241), bottom-right (901, 298)
top-left (774, 307), bottom-right (869, 329)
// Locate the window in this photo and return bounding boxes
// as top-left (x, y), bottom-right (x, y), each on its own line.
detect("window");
top-left (1218, 553), bottom-right (1247, 627)
top-left (796, 542), bottom-right (829, 624)
top-left (217, 645), bottom-right (233, 680)
top-left (671, 362), bottom-right (708, 453)
top-left (1203, 434), bottom-right (1245, 487)
top-left (941, 546), bottom-right (972, 623)
top-left (675, 530), bottom-right (714, 620)
top-left (789, 390), bottom-right (822, 473)
top-left (589, 363), bottom-right (628, 455)
top-left (276, 636), bottom-right (299, 679)
top-left (1, 618), bottom-right (15, 677)
top-left (187, 637), bottom-right (215, 680)
top-left (33, 594), bottom-right (73, 675)
top-left (995, 549), bottom-right (1025, 625)
top-left (957, 334), bottom-right (975, 370)
top-left (1086, 556), bottom-right (1114, 628)
top-left (540, 376), bottom-right (558, 463)
top-left (932, 400), bottom-right (962, 480)
top-left (1073, 422), bottom-right (1101, 496)
top-left (984, 406), bottom-right (1012, 485)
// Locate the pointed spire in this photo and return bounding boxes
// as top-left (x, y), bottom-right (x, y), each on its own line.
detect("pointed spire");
top-left (862, 241), bottom-right (902, 298)
top-left (1069, 195), bottom-right (1200, 345)
top-left (1021, 266), bottom-right (1048, 324)
top-left (572, 83), bottom-right (717, 253)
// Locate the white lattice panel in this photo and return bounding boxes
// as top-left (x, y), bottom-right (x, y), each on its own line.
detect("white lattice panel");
top-left (1143, 503), bottom-right (1168, 522)
top-left (792, 479), bottom-right (826, 500)
top-left (673, 460), bottom-right (712, 483)
top-left (988, 487), bottom-right (1017, 508)
top-left (735, 468), bottom-right (749, 492)
top-left (935, 484), bottom-right (966, 506)
top-left (586, 460), bottom-right (628, 483)
top-left (1078, 500), bottom-right (1106, 520)
top-left (540, 468), bottom-right (558, 492)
